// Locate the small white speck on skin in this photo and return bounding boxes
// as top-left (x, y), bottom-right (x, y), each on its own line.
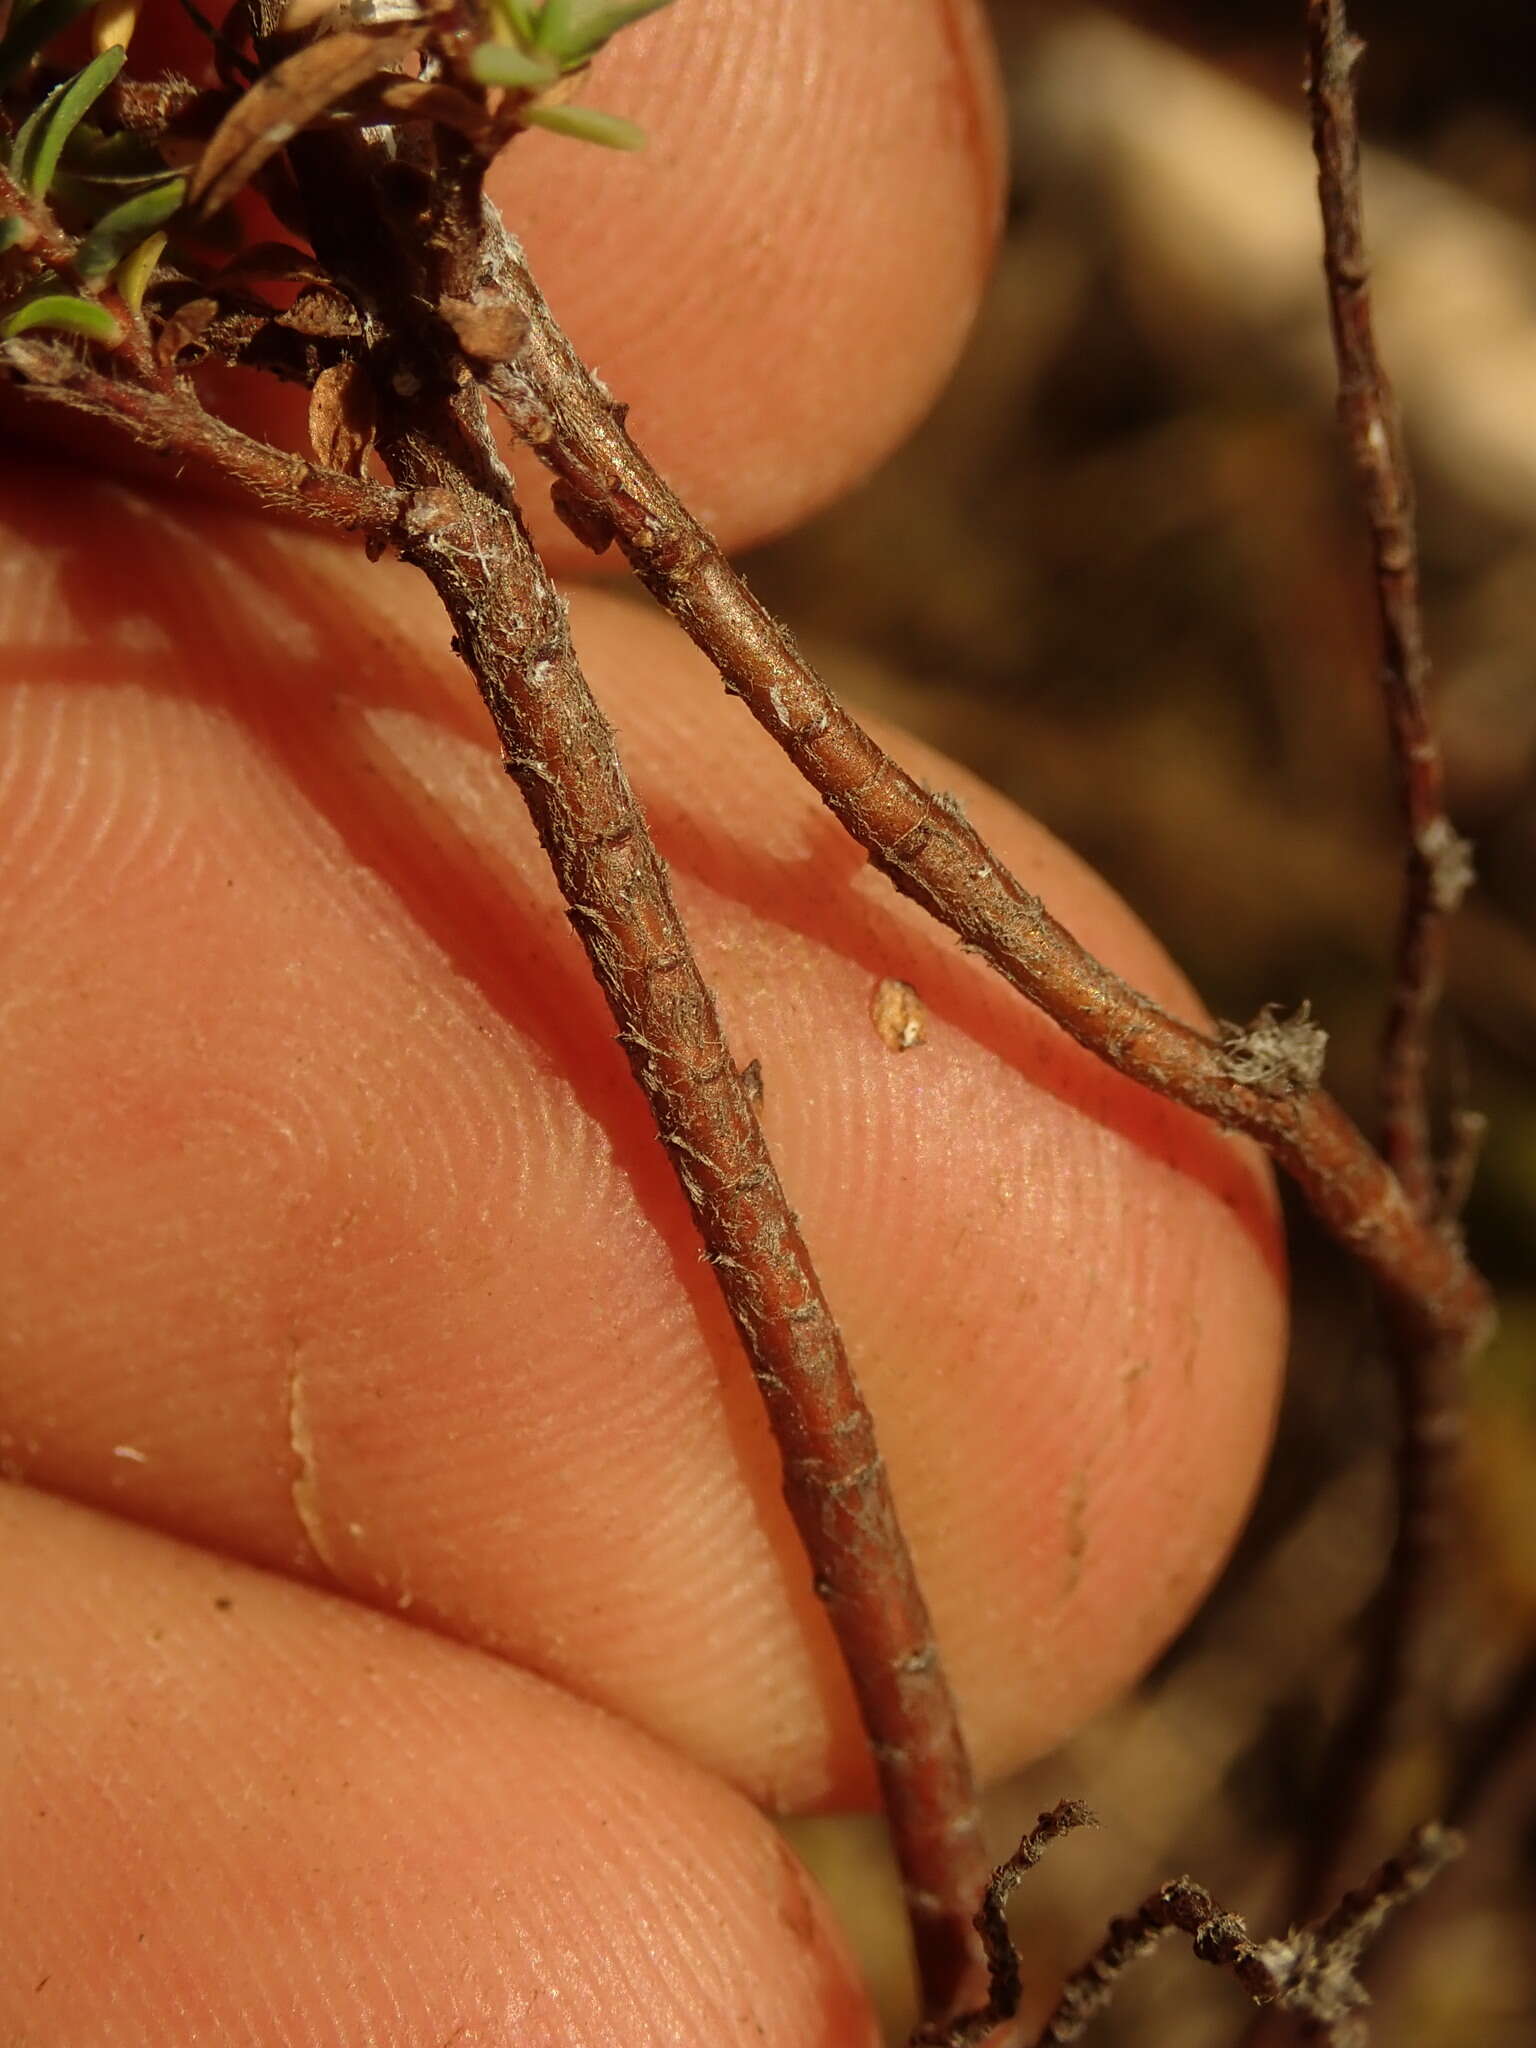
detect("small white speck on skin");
top-left (112, 1444), bottom-right (149, 1464)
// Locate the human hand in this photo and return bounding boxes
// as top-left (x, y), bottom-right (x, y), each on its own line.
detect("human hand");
top-left (0, 4), bottom-right (1285, 2039)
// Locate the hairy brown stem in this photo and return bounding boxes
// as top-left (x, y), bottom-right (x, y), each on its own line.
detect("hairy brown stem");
top-left (1306, 0), bottom-right (1470, 1221)
top-left (389, 408), bottom-right (988, 2015)
top-left (910, 1801), bottom-right (1097, 2048)
top-left (0, 161), bottom-right (77, 274)
top-left (0, 344), bottom-right (402, 528)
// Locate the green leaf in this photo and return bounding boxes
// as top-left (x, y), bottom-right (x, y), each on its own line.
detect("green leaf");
top-left (468, 41), bottom-right (560, 89)
top-left (488, 0), bottom-right (536, 41)
top-left (557, 0), bottom-right (672, 63)
top-left (112, 225), bottom-right (166, 315)
top-left (521, 99), bottom-right (644, 149)
top-left (54, 122), bottom-right (170, 187)
top-left (13, 43), bottom-right (126, 198)
top-left (0, 289), bottom-right (120, 339)
top-left (75, 174), bottom-right (183, 280)
top-left (7, 70), bottom-right (62, 179)
top-left (0, 0), bottom-right (101, 91)
top-left (0, 214), bottom-right (27, 251)
top-left (529, 0), bottom-right (572, 52)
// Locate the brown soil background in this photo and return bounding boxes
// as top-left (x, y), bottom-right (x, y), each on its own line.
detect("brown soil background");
top-left (756, 4), bottom-right (1536, 2040)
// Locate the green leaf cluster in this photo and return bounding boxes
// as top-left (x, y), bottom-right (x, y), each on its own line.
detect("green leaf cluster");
top-left (2, 34), bottom-right (182, 342)
top-left (9, 43), bottom-right (125, 198)
top-left (472, 0), bottom-right (674, 150)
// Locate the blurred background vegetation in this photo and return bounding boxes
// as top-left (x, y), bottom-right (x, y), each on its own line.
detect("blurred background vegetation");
top-left (756, 3), bottom-right (1536, 2040)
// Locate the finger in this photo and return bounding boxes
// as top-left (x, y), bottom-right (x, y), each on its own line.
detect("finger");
top-left (0, 1484), bottom-right (875, 2047)
top-left (8, 0), bottom-right (1005, 566)
top-left (495, 0), bottom-right (1005, 558)
top-left (0, 468), bottom-right (1285, 1808)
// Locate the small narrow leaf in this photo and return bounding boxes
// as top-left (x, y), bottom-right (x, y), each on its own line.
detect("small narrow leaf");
top-left (112, 225), bottom-right (166, 314)
top-left (8, 74), bottom-right (61, 180)
top-left (52, 123), bottom-right (170, 187)
top-left (0, 290), bottom-right (121, 340)
top-left (521, 99), bottom-right (644, 149)
top-left (0, 215), bottom-right (29, 251)
top-left (468, 41), bottom-right (559, 89)
top-left (75, 174), bottom-right (183, 279)
top-left (0, 0), bottom-right (100, 91)
top-left (488, 0), bottom-right (536, 43)
top-left (19, 43), bottom-right (126, 198)
top-left (530, 0), bottom-right (572, 54)
top-left (559, 0), bottom-right (672, 62)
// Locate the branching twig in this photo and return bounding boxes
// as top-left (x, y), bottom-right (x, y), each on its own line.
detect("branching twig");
top-left (911, 1808), bottom-right (1457, 2048)
top-left (910, 1801), bottom-right (1097, 2048)
top-left (1, 3), bottom-right (1499, 2030)
top-left (0, 338), bottom-right (402, 530)
top-left (481, 241), bottom-right (1490, 1359)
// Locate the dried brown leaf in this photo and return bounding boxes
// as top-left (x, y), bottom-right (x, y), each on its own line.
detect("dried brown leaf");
top-left (549, 477), bottom-right (614, 555)
top-left (278, 285), bottom-right (362, 339)
top-left (187, 24), bottom-right (423, 218)
top-left (307, 359), bottom-right (376, 474)
top-left (155, 295), bottom-right (221, 364)
top-left (439, 292), bottom-right (527, 365)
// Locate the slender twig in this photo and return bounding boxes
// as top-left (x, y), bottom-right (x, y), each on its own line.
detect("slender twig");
top-left (481, 174), bottom-right (1493, 1977)
top-left (1306, 0), bottom-right (1471, 1220)
top-left (480, 242), bottom-right (1490, 1361)
top-left (1042, 1822), bottom-right (1459, 2048)
top-left (286, 123), bottom-right (991, 2021)
top-left (1272, 0), bottom-right (1481, 1926)
top-left (400, 419), bottom-right (989, 2020)
top-left (909, 1802), bottom-right (1097, 2048)
top-left (0, 341), bottom-right (403, 531)
top-left (911, 1808), bottom-right (1456, 2048)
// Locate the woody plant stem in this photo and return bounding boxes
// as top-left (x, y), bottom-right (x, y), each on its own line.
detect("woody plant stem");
top-left (294, 120), bottom-right (993, 2022)
top-left (485, 240), bottom-right (1489, 1359)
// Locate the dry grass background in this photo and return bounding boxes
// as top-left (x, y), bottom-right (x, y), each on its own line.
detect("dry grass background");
top-left (751, 4), bottom-right (1536, 2040)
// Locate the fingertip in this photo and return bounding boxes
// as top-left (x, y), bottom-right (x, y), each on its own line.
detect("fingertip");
top-left (1, 1485), bottom-right (879, 2048)
top-left (0, 473), bottom-right (1284, 1813)
top-left (492, 0), bottom-right (1007, 562)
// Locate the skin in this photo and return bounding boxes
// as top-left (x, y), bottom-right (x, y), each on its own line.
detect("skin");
top-left (0, 3), bottom-right (1286, 2041)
